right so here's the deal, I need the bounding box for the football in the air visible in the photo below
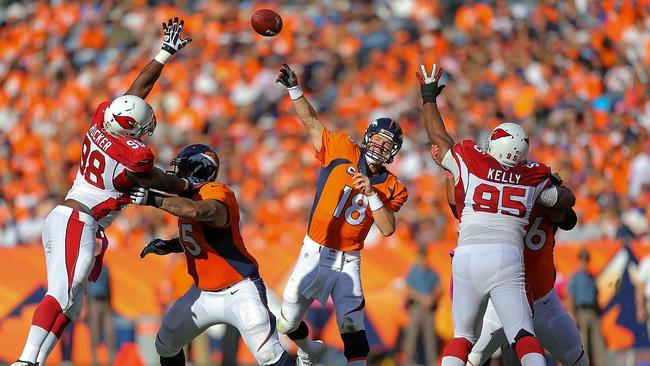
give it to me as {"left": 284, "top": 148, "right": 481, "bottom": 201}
{"left": 251, "top": 9, "right": 283, "bottom": 37}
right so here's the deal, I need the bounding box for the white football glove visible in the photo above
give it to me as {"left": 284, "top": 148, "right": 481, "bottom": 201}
{"left": 130, "top": 187, "right": 163, "bottom": 207}
{"left": 161, "top": 17, "right": 192, "bottom": 55}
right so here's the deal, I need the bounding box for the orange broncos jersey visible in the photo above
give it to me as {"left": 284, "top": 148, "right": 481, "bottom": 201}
{"left": 523, "top": 205, "right": 558, "bottom": 300}
{"left": 177, "top": 182, "right": 259, "bottom": 291}
{"left": 307, "top": 129, "right": 408, "bottom": 251}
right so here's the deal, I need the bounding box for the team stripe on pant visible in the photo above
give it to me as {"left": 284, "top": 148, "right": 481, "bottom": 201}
{"left": 64, "top": 211, "right": 84, "bottom": 292}
{"left": 252, "top": 277, "right": 276, "bottom": 352}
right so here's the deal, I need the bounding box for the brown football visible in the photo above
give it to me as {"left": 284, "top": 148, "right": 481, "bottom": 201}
{"left": 251, "top": 9, "right": 283, "bottom": 37}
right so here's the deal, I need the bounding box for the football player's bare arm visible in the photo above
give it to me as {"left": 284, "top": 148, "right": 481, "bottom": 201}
{"left": 417, "top": 64, "right": 454, "bottom": 161}
{"left": 159, "top": 197, "right": 229, "bottom": 227}
{"left": 373, "top": 207, "right": 396, "bottom": 236}
{"left": 124, "top": 60, "right": 164, "bottom": 99}
{"left": 126, "top": 168, "right": 188, "bottom": 193}
{"left": 276, "top": 63, "right": 325, "bottom": 150}
{"left": 125, "top": 17, "right": 192, "bottom": 99}
{"left": 432, "top": 145, "right": 459, "bottom": 217}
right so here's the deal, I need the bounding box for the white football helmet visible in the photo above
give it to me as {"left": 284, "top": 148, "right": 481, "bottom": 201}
{"left": 103, "top": 95, "right": 156, "bottom": 138}
{"left": 487, "top": 122, "right": 529, "bottom": 168}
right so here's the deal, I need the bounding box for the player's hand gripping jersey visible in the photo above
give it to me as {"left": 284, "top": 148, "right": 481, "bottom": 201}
{"left": 307, "top": 129, "right": 408, "bottom": 251}
{"left": 65, "top": 102, "right": 154, "bottom": 228}
{"left": 178, "top": 182, "right": 259, "bottom": 291}
{"left": 441, "top": 140, "right": 551, "bottom": 247}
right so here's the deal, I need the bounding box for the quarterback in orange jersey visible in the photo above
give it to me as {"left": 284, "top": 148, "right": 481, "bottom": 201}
{"left": 130, "top": 144, "right": 293, "bottom": 366}
{"left": 438, "top": 166, "right": 587, "bottom": 366}
{"left": 275, "top": 64, "right": 408, "bottom": 366}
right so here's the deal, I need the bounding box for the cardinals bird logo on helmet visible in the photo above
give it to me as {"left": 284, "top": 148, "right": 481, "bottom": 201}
{"left": 103, "top": 95, "right": 157, "bottom": 138}
{"left": 487, "top": 122, "right": 529, "bottom": 168}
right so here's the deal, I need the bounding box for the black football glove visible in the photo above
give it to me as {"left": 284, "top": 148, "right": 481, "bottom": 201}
{"left": 276, "top": 63, "right": 298, "bottom": 88}
{"left": 416, "top": 63, "right": 446, "bottom": 104}
{"left": 550, "top": 173, "right": 563, "bottom": 186}
{"left": 161, "top": 17, "right": 192, "bottom": 55}
{"left": 140, "top": 238, "right": 177, "bottom": 258}
{"left": 130, "top": 187, "right": 164, "bottom": 207}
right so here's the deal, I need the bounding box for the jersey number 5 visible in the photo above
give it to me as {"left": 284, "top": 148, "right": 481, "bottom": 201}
{"left": 473, "top": 183, "right": 527, "bottom": 218}
{"left": 180, "top": 224, "right": 202, "bottom": 256}
{"left": 333, "top": 186, "right": 368, "bottom": 225}
{"left": 80, "top": 138, "right": 106, "bottom": 189}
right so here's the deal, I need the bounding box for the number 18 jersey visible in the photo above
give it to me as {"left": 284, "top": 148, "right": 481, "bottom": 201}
{"left": 65, "top": 102, "right": 154, "bottom": 228}
{"left": 307, "top": 129, "right": 408, "bottom": 252}
{"left": 441, "top": 140, "right": 551, "bottom": 248}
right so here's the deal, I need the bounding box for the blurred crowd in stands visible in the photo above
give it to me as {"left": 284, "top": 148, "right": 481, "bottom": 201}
{"left": 1, "top": 0, "right": 650, "bottom": 251}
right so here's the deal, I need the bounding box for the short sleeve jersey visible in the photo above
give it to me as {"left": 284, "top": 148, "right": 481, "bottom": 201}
{"left": 442, "top": 140, "right": 551, "bottom": 247}
{"left": 177, "top": 183, "right": 259, "bottom": 291}
{"left": 65, "top": 102, "right": 154, "bottom": 228}
{"left": 307, "top": 129, "right": 408, "bottom": 251}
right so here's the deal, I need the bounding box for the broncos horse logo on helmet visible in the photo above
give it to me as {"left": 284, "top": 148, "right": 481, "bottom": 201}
{"left": 169, "top": 144, "right": 220, "bottom": 186}
{"left": 361, "top": 118, "right": 403, "bottom": 165}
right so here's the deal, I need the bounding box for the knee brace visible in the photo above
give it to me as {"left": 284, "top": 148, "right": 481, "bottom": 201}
{"left": 512, "top": 329, "right": 544, "bottom": 361}
{"left": 155, "top": 331, "right": 182, "bottom": 358}
{"left": 160, "top": 349, "right": 185, "bottom": 366}
{"left": 341, "top": 330, "right": 369, "bottom": 361}
{"left": 276, "top": 310, "right": 302, "bottom": 335}
{"left": 572, "top": 348, "right": 589, "bottom": 366}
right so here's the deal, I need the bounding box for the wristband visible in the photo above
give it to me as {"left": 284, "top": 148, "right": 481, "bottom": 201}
{"left": 367, "top": 192, "right": 384, "bottom": 211}
{"left": 151, "top": 195, "right": 163, "bottom": 208}
{"left": 154, "top": 49, "right": 173, "bottom": 65}
{"left": 421, "top": 84, "right": 436, "bottom": 104}
{"left": 287, "top": 85, "right": 304, "bottom": 100}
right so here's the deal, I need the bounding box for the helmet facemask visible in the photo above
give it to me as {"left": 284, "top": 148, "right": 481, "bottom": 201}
{"left": 362, "top": 132, "right": 399, "bottom": 165}
{"left": 168, "top": 148, "right": 219, "bottom": 184}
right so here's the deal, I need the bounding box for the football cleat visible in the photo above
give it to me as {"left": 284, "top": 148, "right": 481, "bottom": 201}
{"left": 296, "top": 340, "right": 325, "bottom": 366}
{"left": 10, "top": 361, "right": 38, "bottom": 366}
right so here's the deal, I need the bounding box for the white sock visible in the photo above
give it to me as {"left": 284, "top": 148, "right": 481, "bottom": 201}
{"left": 19, "top": 325, "right": 49, "bottom": 362}
{"left": 520, "top": 352, "right": 546, "bottom": 366}
{"left": 36, "top": 331, "right": 59, "bottom": 364}
{"left": 441, "top": 356, "right": 467, "bottom": 366}
{"left": 348, "top": 360, "right": 366, "bottom": 366}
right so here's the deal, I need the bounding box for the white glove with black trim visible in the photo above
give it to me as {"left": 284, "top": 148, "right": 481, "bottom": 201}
{"left": 130, "top": 187, "right": 164, "bottom": 207}
{"left": 161, "top": 17, "right": 192, "bottom": 55}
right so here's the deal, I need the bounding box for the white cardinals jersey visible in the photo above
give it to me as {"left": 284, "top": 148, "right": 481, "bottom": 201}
{"left": 442, "top": 140, "right": 551, "bottom": 247}
{"left": 65, "top": 102, "right": 155, "bottom": 228}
